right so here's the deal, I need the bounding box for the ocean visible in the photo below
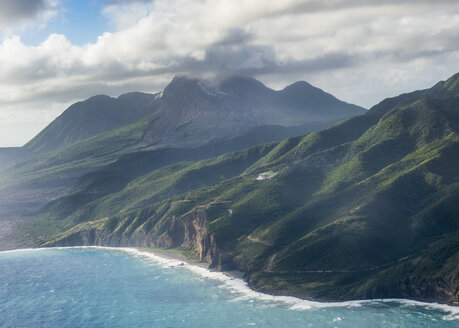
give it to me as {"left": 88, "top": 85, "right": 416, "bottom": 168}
{"left": 1, "top": 247, "right": 457, "bottom": 327}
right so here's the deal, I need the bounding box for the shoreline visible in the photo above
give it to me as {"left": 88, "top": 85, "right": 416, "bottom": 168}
{"left": 133, "top": 246, "right": 246, "bottom": 280}
{"left": 2, "top": 246, "right": 458, "bottom": 318}
{"left": 131, "top": 247, "right": 459, "bottom": 311}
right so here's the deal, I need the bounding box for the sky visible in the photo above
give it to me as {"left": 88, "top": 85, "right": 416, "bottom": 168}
{"left": 1, "top": 0, "right": 459, "bottom": 147}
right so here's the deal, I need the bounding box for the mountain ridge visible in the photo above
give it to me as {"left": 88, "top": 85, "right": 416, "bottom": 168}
{"left": 0, "top": 75, "right": 365, "bottom": 226}
{"left": 26, "top": 73, "right": 459, "bottom": 303}
{"left": 24, "top": 92, "right": 159, "bottom": 153}
{"left": 19, "top": 75, "right": 365, "bottom": 157}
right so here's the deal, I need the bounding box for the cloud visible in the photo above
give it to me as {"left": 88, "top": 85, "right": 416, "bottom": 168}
{"left": 1, "top": 0, "right": 459, "bottom": 146}
{"left": 0, "top": 0, "right": 58, "bottom": 29}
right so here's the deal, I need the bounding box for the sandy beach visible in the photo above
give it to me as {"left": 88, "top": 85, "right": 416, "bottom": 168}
{"left": 134, "top": 247, "right": 245, "bottom": 280}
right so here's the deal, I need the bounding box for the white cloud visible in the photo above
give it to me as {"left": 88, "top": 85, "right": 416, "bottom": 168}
{"left": 103, "top": 1, "right": 154, "bottom": 30}
{"left": 1, "top": 0, "right": 459, "bottom": 146}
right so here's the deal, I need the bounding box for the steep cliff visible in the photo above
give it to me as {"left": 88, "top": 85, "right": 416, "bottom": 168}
{"left": 43, "top": 203, "right": 459, "bottom": 304}
{"left": 44, "top": 202, "right": 236, "bottom": 271}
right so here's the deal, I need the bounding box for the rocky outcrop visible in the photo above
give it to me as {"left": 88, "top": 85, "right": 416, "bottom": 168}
{"left": 45, "top": 207, "right": 236, "bottom": 270}
{"left": 48, "top": 228, "right": 111, "bottom": 247}
{"left": 44, "top": 208, "right": 459, "bottom": 305}
{"left": 366, "top": 277, "right": 459, "bottom": 304}
{"left": 154, "top": 210, "right": 215, "bottom": 261}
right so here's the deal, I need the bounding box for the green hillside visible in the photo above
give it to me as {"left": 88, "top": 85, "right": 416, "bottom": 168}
{"left": 21, "top": 123, "right": 321, "bottom": 238}
{"left": 0, "top": 75, "right": 363, "bottom": 231}
{"left": 10, "top": 117, "right": 155, "bottom": 177}
{"left": 24, "top": 93, "right": 158, "bottom": 153}
{"left": 27, "top": 74, "right": 459, "bottom": 303}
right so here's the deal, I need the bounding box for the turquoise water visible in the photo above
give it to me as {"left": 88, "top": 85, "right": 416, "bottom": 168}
{"left": 0, "top": 247, "right": 458, "bottom": 328}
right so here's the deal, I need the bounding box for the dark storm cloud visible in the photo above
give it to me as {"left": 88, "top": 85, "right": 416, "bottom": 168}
{"left": 0, "top": 0, "right": 50, "bottom": 26}
{"left": 275, "top": 0, "right": 459, "bottom": 16}
{"left": 172, "top": 45, "right": 356, "bottom": 78}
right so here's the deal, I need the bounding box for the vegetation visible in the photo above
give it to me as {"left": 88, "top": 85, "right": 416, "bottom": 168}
{"left": 17, "top": 74, "right": 459, "bottom": 302}
{"left": 24, "top": 93, "right": 158, "bottom": 153}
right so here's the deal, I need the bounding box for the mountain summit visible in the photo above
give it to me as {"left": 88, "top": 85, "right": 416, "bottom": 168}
{"left": 23, "top": 75, "right": 365, "bottom": 154}
{"left": 124, "top": 75, "right": 366, "bottom": 149}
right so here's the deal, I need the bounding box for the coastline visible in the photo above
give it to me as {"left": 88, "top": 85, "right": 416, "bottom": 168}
{"left": 112, "top": 247, "right": 459, "bottom": 320}
{"left": 1, "top": 246, "right": 458, "bottom": 320}
{"left": 133, "top": 246, "right": 246, "bottom": 280}
{"left": 131, "top": 247, "right": 459, "bottom": 309}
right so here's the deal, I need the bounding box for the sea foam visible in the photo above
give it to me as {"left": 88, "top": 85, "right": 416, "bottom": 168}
{"left": 3, "top": 246, "right": 458, "bottom": 320}
{"left": 114, "top": 247, "right": 459, "bottom": 319}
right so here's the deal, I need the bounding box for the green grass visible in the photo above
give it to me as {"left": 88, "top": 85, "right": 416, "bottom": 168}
{"left": 26, "top": 76, "right": 459, "bottom": 302}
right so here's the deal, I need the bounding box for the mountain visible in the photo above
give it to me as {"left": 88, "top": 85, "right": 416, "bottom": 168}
{"left": 21, "top": 124, "right": 314, "bottom": 237}
{"left": 140, "top": 76, "right": 364, "bottom": 147}
{"left": 34, "top": 73, "right": 459, "bottom": 303}
{"left": 24, "top": 92, "right": 159, "bottom": 153}
{"left": 0, "top": 75, "right": 364, "bottom": 235}
{"left": 19, "top": 75, "right": 365, "bottom": 156}
{"left": 0, "top": 148, "right": 24, "bottom": 169}
{"left": 0, "top": 75, "right": 364, "bottom": 193}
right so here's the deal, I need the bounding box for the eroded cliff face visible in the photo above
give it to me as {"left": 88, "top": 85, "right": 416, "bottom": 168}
{"left": 44, "top": 208, "right": 459, "bottom": 304}
{"left": 45, "top": 208, "right": 236, "bottom": 270}
{"left": 154, "top": 210, "right": 213, "bottom": 259}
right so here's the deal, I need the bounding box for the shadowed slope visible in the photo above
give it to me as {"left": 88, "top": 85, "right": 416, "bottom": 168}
{"left": 33, "top": 74, "right": 459, "bottom": 303}
{"left": 24, "top": 93, "right": 159, "bottom": 153}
